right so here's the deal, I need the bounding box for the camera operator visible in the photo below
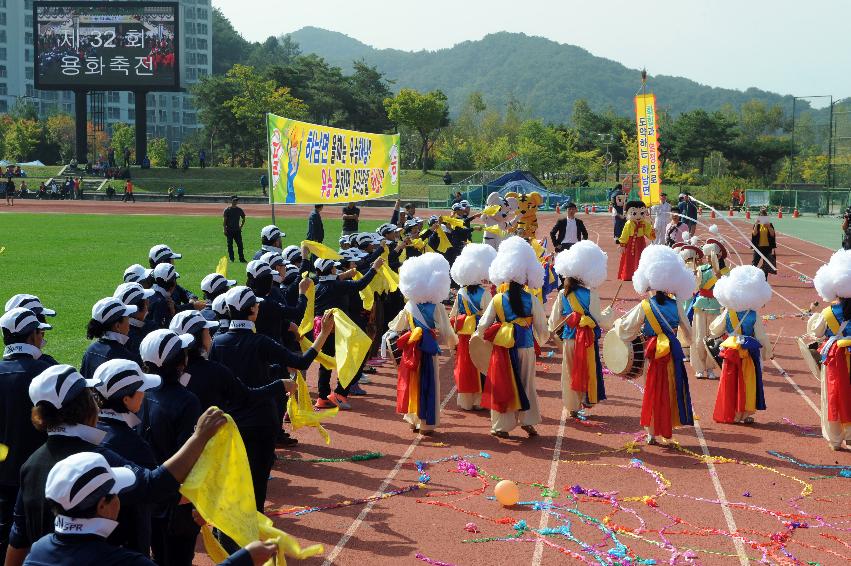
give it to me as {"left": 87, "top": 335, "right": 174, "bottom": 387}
{"left": 842, "top": 207, "right": 851, "bottom": 250}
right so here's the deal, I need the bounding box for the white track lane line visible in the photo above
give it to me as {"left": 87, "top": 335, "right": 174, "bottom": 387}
{"left": 692, "top": 420, "right": 749, "bottom": 565}
{"left": 321, "top": 382, "right": 458, "bottom": 566}
{"left": 530, "top": 407, "right": 568, "bottom": 566}
{"left": 771, "top": 358, "right": 821, "bottom": 417}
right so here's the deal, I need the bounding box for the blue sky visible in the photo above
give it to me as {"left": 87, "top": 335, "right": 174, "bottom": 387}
{"left": 214, "top": 0, "right": 849, "bottom": 104}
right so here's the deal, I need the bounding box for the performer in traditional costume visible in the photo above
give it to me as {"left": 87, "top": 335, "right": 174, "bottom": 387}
{"left": 612, "top": 245, "right": 696, "bottom": 444}
{"left": 687, "top": 238, "right": 730, "bottom": 379}
{"left": 449, "top": 243, "right": 496, "bottom": 410}
{"left": 475, "top": 236, "right": 549, "bottom": 438}
{"left": 617, "top": 200, "right": 655, "bottom": 281}
{"left": 807, "top": 249, "right": 851, "bottom": 450}
{"left": 708, "top": 265, "right": 773, "bottom": 424}
{"left": 751, "top": 208, "right": 777, "bottom": 279}
{"left": 389, "top": 253, "right": 457, "bottom": 434}
{"left": 548, "top": 241, "right": 614, "bottom": 416}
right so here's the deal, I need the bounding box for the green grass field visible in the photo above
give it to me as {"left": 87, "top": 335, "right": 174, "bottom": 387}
{"left": 1, "top": 213, "right": 380, "bottom": 365}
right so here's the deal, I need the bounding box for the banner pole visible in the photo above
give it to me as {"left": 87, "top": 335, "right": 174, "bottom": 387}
{"left": 266, "top": 113, "right": 276, "bottom": 224}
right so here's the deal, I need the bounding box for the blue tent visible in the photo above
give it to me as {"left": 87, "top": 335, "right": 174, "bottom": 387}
{"left": 456, "top": 169, "right": 565, "bottom": 209}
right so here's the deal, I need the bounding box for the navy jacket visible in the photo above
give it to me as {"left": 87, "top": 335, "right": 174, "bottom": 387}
{"left": 171, "top": 284, "right": 198, "bottom": 312}
{"left": 0, "top": 354, "right": 52, "bottom": 486}
{"left": 97, "top": 415, "right": 158, "bottom": 553}
{"left": 24, "top": 533, "right": 252, "bottom": 566}
{"left": 314, "top": 268, "right": 376, "bottom": 316}
{"left": 145, "top": 289, "right": 173, "bottom": 330}
{"left": 126, "top": 319, "right": 155, "bottom": 357}
{"left": 80, "top": 336, "right": 141, "bottom": 379}
{"left": 139, "top": 382, "right": 201, "bottom": 466}
{"left": 306, "top": 210, "right": 324, "bottom": 243}
{"left": 9, "top": 434, "right": 179, "bottom": 549}
{"left": 255, "top": 292, "right": 306, "bottom": 345}
{"left": 210, "top": 327, "right": 317, "bottom": 430}
{"left": 185, "top": 356, "right": 286, "bottom": 413}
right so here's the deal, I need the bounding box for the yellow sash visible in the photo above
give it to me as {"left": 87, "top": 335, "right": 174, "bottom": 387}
{"left": 701, "top": 266, "right": 718, "bottom": 290}
{"left": 482, "top": 204, "right": 501, "bottom": 216}
{"left": 492, "top": 293, "right": 533, "bottom": 348}
{"left": 641, "top": 299, "right": 670, "bottom": 359}
{"left": 728, "top": 309, "right": 741, "bottom": 335}
{"left": 456, "top": 292, "right": 478, "bottom": 335}
{"left": 483, "top": 226, "right": 508, "bottom": 238}
{"left": 566, "top": 292, "right": 596, "bottom": 329}
{"left": 823, "top": 307, "right": 841, "bottom": 336}
{"left": 287, "top": 371, "right": 338, "bottom": 444}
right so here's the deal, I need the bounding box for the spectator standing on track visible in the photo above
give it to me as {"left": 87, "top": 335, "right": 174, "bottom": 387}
{"left": 651, "top": 193, "right": 672, "bottom": 244}
{"left": 341, "top": 202, "right": 360, "bottom": 237}
{"left": 550, "top": 202, "right": 588, "bottom": 252}
{"left": 678, "top": 192, "right": 698, "bottom": 237}
{"left": 122, "top": 180, "right": 135, "bottom": 203}
{"left": 751, "top": 208, "right": 777, "bottom": 279}
{"left": 307, "top": 205, "right": 324, "bottom": 243}
{"left": 5, "top": 178, "right": 14, "bottom": 207}
{"left": 223, "top": 197, "right": 247, "bottom": 263}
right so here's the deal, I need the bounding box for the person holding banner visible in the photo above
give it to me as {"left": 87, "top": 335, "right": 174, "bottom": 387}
{"left": 612, "top": 245, "right": 695, "bottom": 445}
{"left": 389, "top": 253, "right": 457, "bottom": 434}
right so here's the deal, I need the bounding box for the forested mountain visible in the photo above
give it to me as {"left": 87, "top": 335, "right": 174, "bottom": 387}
{"left": 287, "top": 27, "right": 804, "bottom": 122}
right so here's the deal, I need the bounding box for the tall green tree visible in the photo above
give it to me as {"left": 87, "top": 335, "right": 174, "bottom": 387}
{"left": 267, "top": 54, "right": 349, "bottom": 126}
{"left": 345, "top": 60, "right": 394, "bottom": 132}
{"left": 668, "top": 110, "right": 736, "bottom": 174}
{"left": 211, "top": 8, "right": 250, "bottom": 75}
{"left": 110, "top": 123, "right": 135, "bottom": 160}
{"left": 4, "top": 119, "right": 43, "bottom": 161}
{"left": 46, "top": 114, "right": 75, "bottom": 162}
{"left": 384, "top": 89, "right": 449, "bottom": 172}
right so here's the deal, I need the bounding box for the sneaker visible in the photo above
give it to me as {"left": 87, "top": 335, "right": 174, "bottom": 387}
{"left": 363, "top": 366, "right": 378, "bottom": 374}
{"left": 695, "top": 372, "right": 705, "bottom": 379}
{"left": 275, "top": 434, "right": 298, "bottom": 447}
{"left": 349, "top": 383, "right": 367, "bottom": 396}
{"left": 359, "top": 374, "right": 371, "bottom": 384}
{"left": 328, "top": 392, "right": 351, "bottom": 410}
{"left": 314, "top": 397, "right": 336, "bottom": 409}
{"left": 707, "top": 370, "right": 718, "bottom": 380}
{"left": 521, "top": 425, "right": 539, "bottom": 437}
{"left": 491, "top": 431, "right": 510, "bottom": 439}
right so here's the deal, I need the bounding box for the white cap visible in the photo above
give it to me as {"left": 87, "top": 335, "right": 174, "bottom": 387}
{"left": 314, "top": 258, "right": 337, "bottom": 274}
{"left": 261, "top": 225, "right": 284, "bottom": 243}
{"left": 376, "top": 223, "right": 401, "bottom": 236}
{"left": 139, "top": 329, "right": 194, "bottom": 368}
{"left": 283, "top": 263, "right": 299, "bottom": 279}
{"left": 148, "top": 244, "right": 182, "bottom": 263}
{"left": 353, "top": 233, "right": 374, "bottom": 247}
{"left": 123, "top": 264, "right": 153, "bottom": 284}
{"left": 282, "top": 245, "right": 302, "bottom": 264}
{"left": 200, "top": 273, "right": 236, "bottom": 295}
{"left": 247, "top": 260, "right": 274, "bottom": 279}
{"left": 224, "top": 285, "right": 263, "bottom": 312}
{"left": 113, "top": 283, "right": 155, "bottom": 306}
{"left": 169, "top": 311, "right": 218, "bottom": 336}
{"left": 211, "top": 294, "right": 229, "bottom": 317}
{"left": 93, "top": 359, "right": 161, "bottom": 400}
{"left": 340, "top": 249, "right": 367, "bottom": 263}
{"left": 4, "top": 294, "right": 56, "bottom": 317}
{"left": 29, "top": 364, "right": 97, "bottom": 408}
{"left": 1, "top": 307, "right": 52, "bottom": 335}
{"left": 152, "top": 263, "right": 179, "bottom": 283}
{"left": 91, "top": 298, "right": 137, "bottom": 325}
{"left": 260, "top": 251, "right": 284, "bottom": 269}
{"left": 45, "top": 452, "right": 136, "bottom": 513}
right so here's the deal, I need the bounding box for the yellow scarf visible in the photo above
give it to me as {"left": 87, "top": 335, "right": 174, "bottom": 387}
{"left": 297, "top": 276, "right": 315, "bottom": 337}
{"left": 491, "top": 293, "right": 533, "bottom": 348}
{"left": 352, "top": 271, "right": 375, "bottom": 310}
{"left": 329, "top": 308, "right": 372, "bottom": 389}
{"left": 180, "top": 414, "right": 324, "bottom": 565}
{"left": 0, "top": 443, "right": 7, "bottom": 462}
{"left": 301, "top": 240, "right": 341, "bottom": 260}
{"left": 287, "top": 371, "right": 338, "bottom": 444}
{"left": 215, "top": 256, "right": 228, "bottom": 277}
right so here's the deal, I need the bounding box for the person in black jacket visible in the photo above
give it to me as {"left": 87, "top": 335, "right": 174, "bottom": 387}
{"left": 146, "top": 264, "right": 180, "bottom": 330}
{"left": 92, "top": 359, "right": 161, "bottom": 555}
{"left": 80, "top": 298, "right": 140, "bottom": 379}
{"left": 198, "top": 273, "right": 236, "bottom": 323}
{"left": 549, "top": 202, "right": 588, "bottom": 252}
{"left": 209, "top": 287, "right": 333, "bottom": 511}
{"left": 137, "top": 330, "right": 202, "bottom": 566}
{"left": 147, "top": 245, "right": 202, "bottom": 312}
{"left": 306, "top": 205, "right": 324, "bottom": 243}
{"left": 5, "top": 365, "right": 226, "bottom": 566}
{"left": 3, "top": 296, "right": 59, "bottom": 367}
{"left": 113, "top": 283, "right": 156, "bottom": 360}
{"left": 0, "top": 309, "right": 53, "bottom": 562}
{"left": 23, "top": 452, "right": 271, "bottom": 566}
{"left": 313, "top": 256, "right": 381, "bottom": 409}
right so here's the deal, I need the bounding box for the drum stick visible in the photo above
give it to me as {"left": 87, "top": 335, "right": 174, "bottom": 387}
{"left": 609, "top": 282, "right": 624, "bottom": 310}
{"left": 773, "top": 326, "right": 784, "bottom": 350}
{"left": 801, "top": 301, "right": 819, "bottom": 314}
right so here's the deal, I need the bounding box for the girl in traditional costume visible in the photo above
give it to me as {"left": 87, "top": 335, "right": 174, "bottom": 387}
{"left": 807, "top": 250, "right": 851, "bottom": 450}
{"left": 548, "top": 241, "right": 614, "bottom": 416}
{"left": 612, "top": 245, "right": 695, "bottom": 444}
{"left": 475, "top": 236, "right": 549, "bottom": 438}
{"left": 389, "top": 253, "right": 457, "bottom": 435}
{"left": 449, "top": 244, "right": 496, "bottom": 410}
{"left": 708, "top": 265, "right": 773, "bottom": 424}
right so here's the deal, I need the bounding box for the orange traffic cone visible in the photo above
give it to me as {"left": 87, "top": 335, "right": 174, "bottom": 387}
{"left": 777, "top": 208, "right": 783, "bottom": 219}
{"left": 585, "top": 205, "right": 590, "bottom": 214}
{"left": 793, "top": 207, "right": 799, "bottom": 218}
{"left": 728, "top": 206, "right": 734, "bottom": 217}
{"left": 746, "top": 210, "right": 751, "bottom": 220}
{"left": 710, "top": 209, "right": 716, "bottom": 219}
{"left": 698, "top": 207, "right": 703, "bottom": 216}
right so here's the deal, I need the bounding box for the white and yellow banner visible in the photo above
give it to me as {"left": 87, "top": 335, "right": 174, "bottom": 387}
{"left": 267, "top": 114, "right": 400, "bottom": 204}
{"left": 634, "top": 94, "right": 662, "bottom": 206}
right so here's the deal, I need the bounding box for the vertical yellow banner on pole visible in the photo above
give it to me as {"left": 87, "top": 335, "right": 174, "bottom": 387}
{"left": 634, "top": 94, "right": 662, "bottom": 206}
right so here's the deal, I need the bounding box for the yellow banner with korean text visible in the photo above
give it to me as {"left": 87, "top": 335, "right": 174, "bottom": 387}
{"left": 267, "top": 114, "right": 400, "bottom": 205}
{"left": 634, "top": 94, "right": 662, "bottom": 206}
